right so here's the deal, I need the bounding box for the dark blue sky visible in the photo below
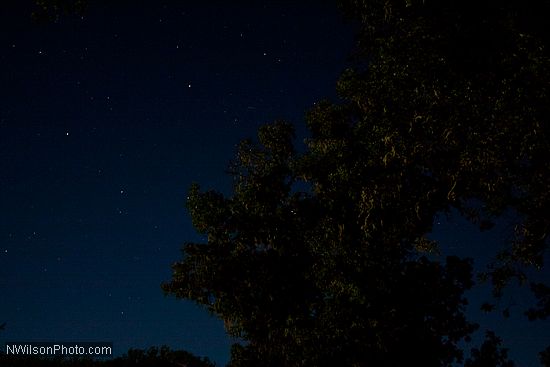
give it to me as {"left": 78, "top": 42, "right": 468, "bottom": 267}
{"left": 0, "top": 1, "right": 548, "bottom": 366}
{"left": 0, "top": 1, "right": 353, "bottom": 365}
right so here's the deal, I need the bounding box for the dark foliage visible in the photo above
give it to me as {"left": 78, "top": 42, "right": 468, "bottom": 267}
{"left": 525, "top": 282, "right": 550, "bottom": 320}
{"left": 32, "top": 0, "right": 88, "bottom": 23}
{"left": 541, "top": 346, "right": 550, "bottom": 367}
{"left": 163, "top": 0, "right": 549, "bottom": 365}
{"left": 465, "top": 331, "right": 515, "bottom": 367}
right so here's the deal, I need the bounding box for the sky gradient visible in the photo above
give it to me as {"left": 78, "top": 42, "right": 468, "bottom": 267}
{"left": 1, "top": 2, "right": 548, "bottom": 366}
{"left": 0, "top": 2, "right": 353, "bottom": 365}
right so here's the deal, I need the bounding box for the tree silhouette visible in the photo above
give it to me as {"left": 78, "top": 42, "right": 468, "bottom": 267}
{"left": 31, "top": 0, "right": 87, "bottom": 23}
{"left": 162, "top": 1, "right": 549, "bottom": 365}
{"left": 526, "top": 282, "right": 550, "bottom": 321}
{"left": 107, "top": 346, "right": 215, "bottom": 367}
{"left": 541, "top": 346, "right": 550, "bottom": 367}
{"left": 465, "top": 331, "right": 515, "bottom": 367}
{"left": 164, "top": 122, "right": 481, "bottom": 366}
{"left": 336, "top": 0, "right": 549, "bottom": 280}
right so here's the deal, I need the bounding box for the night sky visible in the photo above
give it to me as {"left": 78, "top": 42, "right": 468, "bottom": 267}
{"left": 0, "top": 1, "right": 353, "bottom": 365}
{"left": 0, "top": 1, "right": 548, "bottom": 366}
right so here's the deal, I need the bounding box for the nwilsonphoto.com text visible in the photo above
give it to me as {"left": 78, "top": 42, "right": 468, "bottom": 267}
{"left": 5, "top": 342, "right": 112, "bottom": 357}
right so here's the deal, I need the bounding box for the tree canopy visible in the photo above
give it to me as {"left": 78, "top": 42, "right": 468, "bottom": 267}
{"left": 163, "top": 1, "right": 549, "bottom": 365}
{"left": 31, "top": 0, "right": 87, "bottom": 22}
